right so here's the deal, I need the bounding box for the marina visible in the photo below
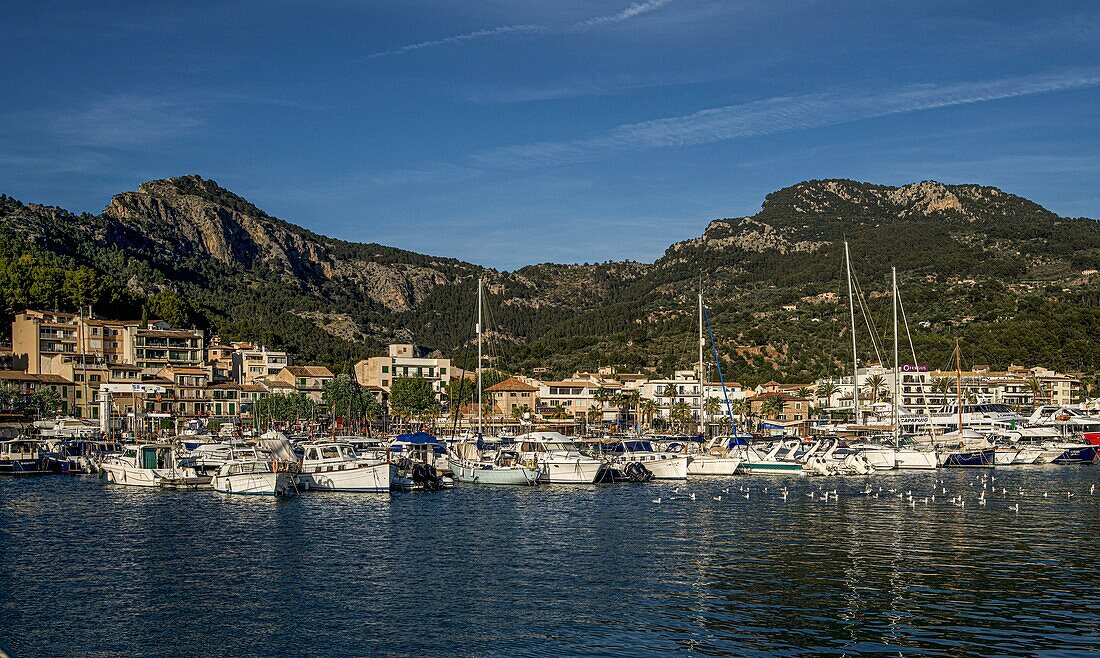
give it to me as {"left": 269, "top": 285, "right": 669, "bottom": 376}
{"left": 2, "top": 466, "right": 1098, "bottom": 657}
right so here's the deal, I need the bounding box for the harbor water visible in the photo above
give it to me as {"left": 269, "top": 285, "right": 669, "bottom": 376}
{"left": 2, "top": 467, "right": 1098, "bottom": 657}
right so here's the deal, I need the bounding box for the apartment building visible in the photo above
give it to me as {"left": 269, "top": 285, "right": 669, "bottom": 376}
{"left": 0, "top": 370, "right": 76, "bottom": 416}
{"left": 11, "top": 310, "right": 79, "bottom": 373}
{"left": 156, "top": 366, "right": 211, "bottom": 419}
{"left": 232, "top": 344, "right": 292, "bottom": 385}
{"left": 354, "top": 344, "right": 450, "bottom": 401}
{"left": 131, "top": 328, "right": 204, "bottom": 372}
{"left": 269, "top": 365, "right": 334, "bottom": 403}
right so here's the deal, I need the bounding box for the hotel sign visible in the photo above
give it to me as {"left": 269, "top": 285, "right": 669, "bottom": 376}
{"left": 899, "top": 364, "right": 929, "bottom": 373}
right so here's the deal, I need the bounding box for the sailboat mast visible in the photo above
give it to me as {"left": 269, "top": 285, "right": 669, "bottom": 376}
{"left": 477, "top": 277, "right": 483, "bottom": 438}
{"left": 892, "top": 267, "right": 899, "bottom": 447}
{"left": 698, "top": 289, "right": 705, "bottom": 437}
{"left": 955, "top": 339, "right": 963, "bottom": 435}
{"left": 845, "top": 242, "right": 859, "bottom": 425}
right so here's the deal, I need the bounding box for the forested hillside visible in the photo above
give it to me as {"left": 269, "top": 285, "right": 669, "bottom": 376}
{"left": 3, "top": 176, "right": 1099, "bottom": 386}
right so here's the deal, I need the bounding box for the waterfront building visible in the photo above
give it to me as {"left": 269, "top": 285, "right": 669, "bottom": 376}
{"left": 156, "top": 366, "right": 211, "bottom": 420}
{"left": 0, "top": 370, "right": 76, "bottom": 416}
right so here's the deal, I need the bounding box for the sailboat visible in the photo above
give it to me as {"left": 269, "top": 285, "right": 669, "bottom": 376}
{"left": 694, "top": 294, "right": 801, "bottom": 475}
{"left": 686, "top": 289, "right": 742, "bottom": 476}
{"left": 448, "top": 277, "right": 541, "bottom": 486}
{"left": 889, "top": 267, "right": 939, "bottom": 470}
{"left": 935, "top": 340, "right": 996, "bottom": 468}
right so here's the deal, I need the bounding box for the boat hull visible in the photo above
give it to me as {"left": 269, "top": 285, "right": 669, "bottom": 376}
{"left": 738, "top": 461, "right": 804, "bottom": 475}
{"left": 895, "top": 449, "right": 938, "bottom": 470}
{"left": 212, "top": 472, "right": 297, "bottom": 495}
{"left": 449, "top": 460, "right": 539, "bottom": 485}
{"left": 1053, "top": 446, "right": 1097, "bottom": 464}
{"left": 537, "top": 459, "right": 603, "bottom": 484}
{"left": 687, "top": 456, "right": 742, "bottom": 476}
{"left": 994, "top": 449, "right": 1019, "bottom": 466}
{"left": 1012, "top": 447, "right": 1044, "bottom": 464}
{"left": 300, "top": 462, "right": 390, "bottom": 492}
{"left": 637, "top": 456, "right": 688, "bottom": 480}
{"left": 101, "top": 464, "right": 174, "bottom": 487}
{"left": 859, "top": 448, "right": 897, "bottom": 471}
{"left": 0, "top": 458, "right": 53, "bottom": 475}
{"left": 939, "top": 448, "right": 996, "bottom": 468}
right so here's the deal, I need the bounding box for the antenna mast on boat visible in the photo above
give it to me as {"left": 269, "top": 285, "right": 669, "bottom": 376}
{"left": 477, "top": 277, "right": 483, "bottom": 440}
{"left": 698, "top": 285, "right": 705, "bottom": 438}
{"left": 845, "top": 242, "right": 859, "bottom": 426}
{"left": 955, "top": 339, "right": 963, "bottom": 435}
{"left": 892, "top": 267, "right": 899, "bottom": 447}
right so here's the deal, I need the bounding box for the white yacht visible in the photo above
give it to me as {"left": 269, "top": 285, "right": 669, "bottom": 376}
{"left": 1028, "top": 406, "right": 1100, "bottom": 436}
{"left": 298, "top": 441, "right": 389, "bottom": 493}
{"left": 513, "top": 432, "right": 603, "bottom": 484}
{"left": 100, "top": 443, "right": 196, "bottom": 487}
{"left": 607, "top": 439, "right": 688, "bottom": 480}
{"left": 912, "top": 403, "right": 1025, "bottom": 435}
{"left": 448, "top": 443, "right": 541, "bottom": 486}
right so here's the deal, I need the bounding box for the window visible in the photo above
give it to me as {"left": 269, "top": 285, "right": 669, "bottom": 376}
{"left": 439, "top": 368, "right": 446, "bottom": 375}
{"left": 298, "top": 378, "right": 306, "bottom": 387}
{"left": 382, "top": 366, "right": 389, "bottom": 373}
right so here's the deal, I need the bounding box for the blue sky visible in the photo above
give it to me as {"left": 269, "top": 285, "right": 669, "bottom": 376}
{"left": 2, "top": 1, "right": 1099, "bottom": 269}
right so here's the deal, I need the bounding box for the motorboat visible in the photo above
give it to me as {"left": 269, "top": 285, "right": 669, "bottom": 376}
{"left": 100, "top": 443, "right": 198, "bottom": 487}
{"left": 513, "top": 431, "right": 603, "bottom": 484}
{"left": 604, "top": 439, "right": 688, "bottom": 480}
{"left": 389, "top": 432, "right": 454, "bottom": 491}
{"left": 685, "top": 438, "right": 743, "bottom": 476}
{"left": 297, "top": 441, "right": 389, "bottom": 493}
{"left": 934, "top": 430, "right": 996, "bottom": 468}
{"left": 726, "top": 436, "right": 804, "bottom": 476}
{"left": 210, "top": 447, "right": 297, "bottom": 496}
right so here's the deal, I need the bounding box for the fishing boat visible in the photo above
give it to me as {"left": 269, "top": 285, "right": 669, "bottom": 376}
{"left": 513, "top": 431, "right": 603, "bottom": 484}
{"left": 210, "top": 447, "right": 297, "bottom": 496}
{"left": 296, "top": 440, "right": 390, "bottom": 493}
{"left": 0, "top": 439, "right": 64, "bottom": 475}
{"left": 100, "top": 442, "right": 197, "bottom": 487}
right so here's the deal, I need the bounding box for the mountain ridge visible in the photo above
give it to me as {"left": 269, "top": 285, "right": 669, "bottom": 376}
{"left": 2, "top": 175, "right": 1099, "bottom": 386}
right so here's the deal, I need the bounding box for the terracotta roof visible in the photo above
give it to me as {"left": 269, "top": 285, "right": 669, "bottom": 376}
{"left": 207, "top": 382, "right": 242, "bottom": 389}
{"left": 163, "top": 367, "right": 208, "bottom": 375}
{"left": 282, "top": 365, "right": 334, "bottom": 378}
{"left": 241, "top": 384, "right": 269, "bottom": 392}
{"left": 540, "top": 380, "right": 596, "bottom": 389}
{"left": 0, "top": 371, "right": 73, "bottom": 384}
{"left": 486, "top": 377, "right": 538, "bottom": 392}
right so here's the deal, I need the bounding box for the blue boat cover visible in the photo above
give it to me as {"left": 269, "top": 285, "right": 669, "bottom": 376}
{"left": 395, "top": 431, "right": 439, "bottom": 444}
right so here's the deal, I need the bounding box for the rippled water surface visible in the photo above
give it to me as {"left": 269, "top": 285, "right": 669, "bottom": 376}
{"left": 2, "top": 467, "right": 1099, "bottom": 657}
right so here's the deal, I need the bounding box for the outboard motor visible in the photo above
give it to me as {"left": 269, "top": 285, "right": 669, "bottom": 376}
{"left": 412, "top": 463, "right": 445, "bottom": 491}
{"left": 624, "top": 461, "right": 653, "bottom": 482}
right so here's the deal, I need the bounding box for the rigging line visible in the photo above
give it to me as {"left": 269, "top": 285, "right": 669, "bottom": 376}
{"left": 702, "top": 304, "right": 737, "bottom": 434}
{"left": 850, "top": 265, "right": 884, "bottom": 366}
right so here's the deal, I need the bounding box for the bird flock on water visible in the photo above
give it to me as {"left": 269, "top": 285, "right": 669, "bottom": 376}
{"left": 652, "top": 473, "right": 1097, "bottom": 513}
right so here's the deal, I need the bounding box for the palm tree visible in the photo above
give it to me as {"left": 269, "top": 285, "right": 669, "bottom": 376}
{"left": 865, "top": 374, "right": 887, "bottom": 404}
{"left": 669, "top": 401, "right": 692, "bottom": 432}
{"left": 760, "top": 394, "right": 785, "bottom": 420}
{"left": 622, "top": 390, "right": 641, "bottom": 431}
{"left": 932, "top": 377, "right": 953, "bottom": 407}
{"left": 639, "top": 399, "right": 659, "bottom": 430}
{"left": 796, "top": 387, "right": 813, "bottom": 399}
{"left": 731, "top": 399, "right": 751, "bottom": 429}
{"left": 816, "top": 381, "right": 839, "bottom": 411}
{"left": 703, "top": 396, "right": 722, "bottom": 424}
{"left": 1026, "top": 376, "right": 1046, "bottom": 410}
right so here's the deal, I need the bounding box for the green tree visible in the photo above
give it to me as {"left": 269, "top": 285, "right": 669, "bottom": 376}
{"left": 760, "top": 393, "right": 786, "bottom": 420}
{"left": 669, "top": 401, "right": 692, "bottom": 432}
{"left": 30, "top": 387, "right": 63, "bottom": 418}
{"left": 816, "top": 381, "right": 839, "bottom": 410}
{"left": 389, "top": 377, "right": 440, "bottom": 423}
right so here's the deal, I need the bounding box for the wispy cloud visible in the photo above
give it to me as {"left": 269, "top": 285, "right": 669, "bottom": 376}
{"left": 47, "top": 94, "right": 205, "bottom": 149}
{"left": 573, "top": 0, "right": 674, "bottom": 29}
{"left": 367, "top": 1, "right": 676, "bottom": 59}
{"left": 473, "top": 70, "right": 1100, "bottom": 168}
{"left": 367, "top": 24, "right": 546, "bottom": 59}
